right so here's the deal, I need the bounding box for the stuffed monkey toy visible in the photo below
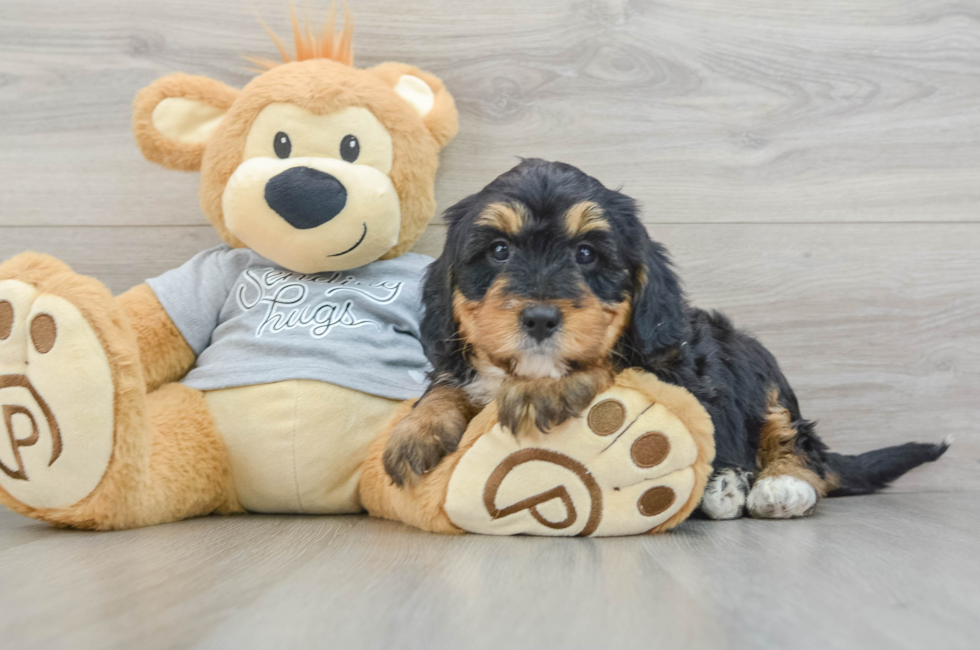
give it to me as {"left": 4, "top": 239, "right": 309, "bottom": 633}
{"left": 0, "top": 10, "right": 712, "bottom": 535}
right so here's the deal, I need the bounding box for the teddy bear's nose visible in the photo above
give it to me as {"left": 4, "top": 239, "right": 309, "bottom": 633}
{"left": 264, "top": 166, "right": 348, "bottom": 230}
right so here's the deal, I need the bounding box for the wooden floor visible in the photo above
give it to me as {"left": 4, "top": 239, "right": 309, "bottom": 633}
{"left": 2, "top": 493, "right": 978, "bottom": 650}
{"left": 1, "top": 0, "right": 978, "bottom": 647}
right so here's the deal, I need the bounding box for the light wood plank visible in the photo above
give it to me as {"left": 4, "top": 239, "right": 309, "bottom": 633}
{"left": 1, "top": 222, "right": 976, "bottom": 492}
{"left": 1, "top": 493, "right": 978, "bottom": 650}
{"left": 0, "top": 510, "right": 367, "bottom": 648}
{"left": 1, "top": 0, "right": 978, "bottom": 226}
{"left": 0, "top": 226, "right": 226, "bottom": 291}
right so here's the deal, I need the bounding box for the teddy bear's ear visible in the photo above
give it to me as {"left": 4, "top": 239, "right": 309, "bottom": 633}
{"left": 132, "top": 73, "right": 240, "bottom": 171}
{"left": 369, "top": 62, "right": 459, "bottom": 149}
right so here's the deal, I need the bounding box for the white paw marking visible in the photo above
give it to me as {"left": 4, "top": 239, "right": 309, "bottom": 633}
{"left": 747, "top": 475, "right": 818, "bottom": 519}
{"left": 700, "top": 468, "right": 747, "bottom": 520}
{"left": 0, "top": 280, "right": 115, "bottom": 510}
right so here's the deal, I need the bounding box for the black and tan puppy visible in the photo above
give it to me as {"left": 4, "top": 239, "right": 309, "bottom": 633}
{"left": 384, "top": 159, "right": 948, "bottom": 519}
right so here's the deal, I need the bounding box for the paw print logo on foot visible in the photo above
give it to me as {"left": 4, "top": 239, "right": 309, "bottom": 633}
{"left": 0, "top": 280, "right": 115, "bottom": 510}
{"left": 445, "top": 376, "right": 713, "bottom": 537}
{"left": 0, "top": 375, "right": 62, "bottom": 481}
{"left": 482, "top": 448, "right": 603, "bottom": 536}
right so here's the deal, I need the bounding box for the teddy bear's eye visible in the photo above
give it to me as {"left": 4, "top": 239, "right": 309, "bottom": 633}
{"left": 340, "top": 134, "right": 360, "bottom": 163}
{"left": 274, "top": 132, "right": 292, "bottom": 159}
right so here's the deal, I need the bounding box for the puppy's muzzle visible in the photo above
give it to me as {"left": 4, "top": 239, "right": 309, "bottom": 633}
{"left": 520, "top": 303, "right": 562, "bottom": 342}
{"left": 264, "top": 166, "right": 348, "bottom": 230}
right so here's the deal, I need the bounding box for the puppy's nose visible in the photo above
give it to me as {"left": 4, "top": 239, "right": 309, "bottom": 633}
{"left": 520, "top": 304, "right": 562, "bottom": 342}
{"left": 265, "top": 166, "right": 348, "bottom": 230}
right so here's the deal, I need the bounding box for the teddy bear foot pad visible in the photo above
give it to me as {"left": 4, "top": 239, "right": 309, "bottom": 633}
{"left": 444, "top": 382, "right": 706, "bottom": 537}
{"left": 0, "top": 278, "right": 115, "bottom": 510}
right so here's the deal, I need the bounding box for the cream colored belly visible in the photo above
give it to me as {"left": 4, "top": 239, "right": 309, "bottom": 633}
{"left": 204, "top": 380, "right": 401, "bottom": 514}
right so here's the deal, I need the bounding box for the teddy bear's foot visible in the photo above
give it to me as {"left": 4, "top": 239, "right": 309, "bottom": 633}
{"left": 0, "top": 259, "right": 119, "bottom": 512}
{"left": 443, "top": 377, "right": 714, "bottom": 537}
{"left": 0, "top": 253, "right": 238, "bottom": 530}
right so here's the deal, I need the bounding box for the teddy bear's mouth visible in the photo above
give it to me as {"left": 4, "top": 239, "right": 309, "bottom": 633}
{"left": 327, "top": 223, "right": 368, "bottom": 257}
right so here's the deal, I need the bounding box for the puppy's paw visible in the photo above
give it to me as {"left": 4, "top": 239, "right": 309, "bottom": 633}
{"left": 746, "top": 475, "right": 818, "bottom": 519}
{"left": 699, "top": 468, "right": 752, "bottom": 520}
{"left": 497, "top": 370, "right": 611, "bottom": 435}
{"left": 382, "top": 410, "right": 467, "bottom": 488}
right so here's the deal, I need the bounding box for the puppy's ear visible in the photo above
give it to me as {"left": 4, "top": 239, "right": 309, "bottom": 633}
{"left": 420, "top": 253, "right": 469, "bottom": 383}
{"left": 625, "top": 238, "right": 687, "bottom": 359}
{"left": 132, "top": 73, "right": 239, "bottom": 171}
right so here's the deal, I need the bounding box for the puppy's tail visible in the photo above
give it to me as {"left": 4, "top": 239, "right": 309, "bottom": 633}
{"left": 824, "top": 437, "right": 951, "bottom": 497}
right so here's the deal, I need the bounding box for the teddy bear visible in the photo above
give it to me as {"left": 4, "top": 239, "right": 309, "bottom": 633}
{"left": 0, "top": 11, "right": 459, "bottom": 529}
{"left": 0, "top": 10, "right": 713, "bottom": 535}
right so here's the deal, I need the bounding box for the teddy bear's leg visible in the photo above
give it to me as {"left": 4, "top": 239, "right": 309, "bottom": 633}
{"left": 440, "top": 379, "right": 714, "bottom": 536}
{"left": 369, "top": 371, "right": 714, "bottom": 537}
{"left": 115, "top": 382, "right": 241, "bottom": 528}
{"left": 0, "top": 252, "right": 239, "bottom": 529}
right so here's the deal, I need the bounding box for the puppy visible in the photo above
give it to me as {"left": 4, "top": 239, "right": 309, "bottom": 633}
{"left": 384, "top": 159, "right": 948, "bottom": 519}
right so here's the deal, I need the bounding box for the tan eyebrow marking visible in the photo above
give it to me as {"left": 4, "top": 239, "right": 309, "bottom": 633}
{"left": 476, "top": 202, "right": 528, "bottom": 235}
{"left": 564, "top": 201, "right": 610, "bottom": 237}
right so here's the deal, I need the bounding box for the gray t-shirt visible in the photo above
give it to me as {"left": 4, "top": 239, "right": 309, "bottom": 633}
{"left": 146, "top": 245, "right": 433, "bottom": 400}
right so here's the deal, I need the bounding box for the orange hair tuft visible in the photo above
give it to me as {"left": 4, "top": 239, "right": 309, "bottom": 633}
{"left": 247, "top": 1, "right": 354, "bottom": 71}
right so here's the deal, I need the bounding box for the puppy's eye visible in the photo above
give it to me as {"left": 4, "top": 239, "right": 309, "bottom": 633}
{"left": 490, "top": 240, "right": 510, "bottom": 262}
{"left": 575, "top": 244, "right": 596, "bottom": 265}
{"left": 274, "top": 132, "right": 292, "bottom": 159}
{"left": 340, "top": 134, "right": 360, "bottom": 162}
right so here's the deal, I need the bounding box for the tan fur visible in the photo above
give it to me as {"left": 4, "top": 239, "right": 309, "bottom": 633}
{"left": 394, "top": 385, "right": 479, "bottom": 443}
{"left": 1, "top": 14, "right": 458, "bottom": 531}
{"left": 0, "top": 253, "right": 239, "bottom": 530}
{"left": 382, "top": 383, "right": 480, "bottom": 486}
{"left": 116, "top": 284, "right": 196, "bottom": 392}
{"left": 369, "top": 62, "right": 458, "bottom": 150}
{"left": 190, "top": 59, "right": 456, "bottom": 254}
{"left": 475, "top": 202, "right": 528, "bottom": 236}
{"left": 360, "top": 400, "right": 465, "bottom": 534}
{"left": 362, "top": 400, "right": 512, "bottom": 534}
{"left": 451, "top": 268, "right": 630, "bottom": 433}
{"left": 453, "top": 281, "right": 630, "bottom": 376}
{"left": 756, "top": 390, "right": 837, "bottom": 497}
{"left": 453, "top": 282, "right": 521, "bottom": 367}
{"left": 132, "top": 74, "right": 240, "bottom": 172}
{"left": 555, "top": 295, "right": 630, "bottom": 367}
{"left": 135, "top": 24, "right": 457, "bottom": 257}
{"left": 563, "top": 201, "right": 610, "bottom": 237}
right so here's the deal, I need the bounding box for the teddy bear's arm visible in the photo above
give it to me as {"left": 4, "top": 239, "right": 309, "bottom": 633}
{"left": 116, "top": 284, "right": 197, "bottom": 392}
